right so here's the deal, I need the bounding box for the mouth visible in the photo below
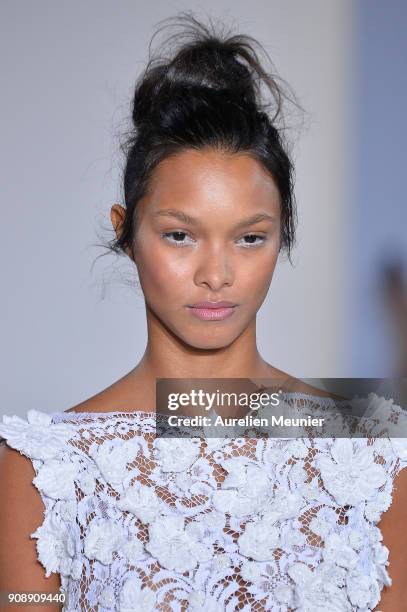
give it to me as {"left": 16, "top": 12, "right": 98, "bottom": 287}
{"left": 187, "top": 302, "right": 238, "bottom": 321}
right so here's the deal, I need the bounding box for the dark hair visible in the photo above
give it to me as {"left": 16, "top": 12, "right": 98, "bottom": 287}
{"left": 99, "top": 11, "right": 303, "bottom": 269}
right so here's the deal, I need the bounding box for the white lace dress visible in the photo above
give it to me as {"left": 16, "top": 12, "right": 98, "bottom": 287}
{"left": 1, "top": 392, "right": 407, "bottom": 612}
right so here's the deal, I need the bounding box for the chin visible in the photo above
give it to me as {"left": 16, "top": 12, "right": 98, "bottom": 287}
{"left": 185, "top": 338, "right": 232, "bottom": 350}
{"left": 154, "top": 309, "right": 245, "bottom": 350}
{"left": 177, "top": 328, "right": 242, "bottom": 351}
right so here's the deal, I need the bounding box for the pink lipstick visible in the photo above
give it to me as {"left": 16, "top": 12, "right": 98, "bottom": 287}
{"left": 187, "top": 301, "right": 237, "bottom": 321}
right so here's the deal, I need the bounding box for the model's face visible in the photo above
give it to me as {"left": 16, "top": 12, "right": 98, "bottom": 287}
{"left": 112, "top": 148, "right": 282, "bottom": 349}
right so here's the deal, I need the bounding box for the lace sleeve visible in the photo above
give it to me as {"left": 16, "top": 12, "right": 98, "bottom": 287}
{"left": 343, "top": 393, "right": 407, "bottom": 524}
{"left": 0, "top": 410, "right": 77, "bottom": 579}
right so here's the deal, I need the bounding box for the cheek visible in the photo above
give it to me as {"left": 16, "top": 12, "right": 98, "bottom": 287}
{"left": 135, "top": 243, "right": 191, "bottom": 297}
{"left": 240, "top": 248, "right": 279, "bottom": 297}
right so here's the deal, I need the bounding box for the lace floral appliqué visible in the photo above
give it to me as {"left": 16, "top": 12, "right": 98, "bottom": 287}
{"left": 1, "top": 394, "right": 407, "bottom": 611}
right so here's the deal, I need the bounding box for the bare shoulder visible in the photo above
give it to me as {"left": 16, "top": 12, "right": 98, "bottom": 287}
{"left": 64, "top": 389, "right": 126, "bottom": 415}
{"left": 64, "top": 368, "right": 148, "bottom": 415}
{"left": 0, "top": 444, "right": 61, "bottom": 603}
{"left": 264, "top": 365, "right": 346, "bottom": 401}
{"left": 64, "top": 393, "right": 110, "bottom": 414}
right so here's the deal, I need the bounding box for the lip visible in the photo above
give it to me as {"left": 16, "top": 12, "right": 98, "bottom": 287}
{"left": 189, "top": 301, "right": 237, "bottom": 308}
{"left": 187, "top": 301, "right": 237, "bottom": 321}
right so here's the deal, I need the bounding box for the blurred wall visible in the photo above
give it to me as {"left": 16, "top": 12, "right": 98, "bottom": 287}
{"left": 348, "top": 0, "right": 407, "bottom": 376}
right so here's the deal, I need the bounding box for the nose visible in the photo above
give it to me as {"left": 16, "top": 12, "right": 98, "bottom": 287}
{"left": 193, "top": 244, "right": 235, "bottom": 291}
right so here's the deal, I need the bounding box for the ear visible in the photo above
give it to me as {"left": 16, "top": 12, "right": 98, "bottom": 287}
{"left": 110, "top": 204, "right": 125, "bottom": 239}
{"left": 110, "top": 204, "right": 134, "bottom": 260}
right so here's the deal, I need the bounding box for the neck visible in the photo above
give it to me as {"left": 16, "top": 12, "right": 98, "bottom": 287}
{"left": 136, "top": 310, "right": 269, "bottom": 380}
{"left": 107, "top": 310, "right": 287, "bottom": 413}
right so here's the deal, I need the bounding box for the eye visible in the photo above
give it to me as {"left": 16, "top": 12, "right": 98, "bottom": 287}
{"left": 160, "top": 231, "right": 268, "bottom": 248}
{"left": 237, "top": 234, "right": 267, "bottom": 248}
{"left": 161, "top": 231, "right": 195, "bottom": 247}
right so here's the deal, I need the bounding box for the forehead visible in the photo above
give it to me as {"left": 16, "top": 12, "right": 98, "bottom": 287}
{"left": 142, "top": 148, "right": 280, "bottom": 211}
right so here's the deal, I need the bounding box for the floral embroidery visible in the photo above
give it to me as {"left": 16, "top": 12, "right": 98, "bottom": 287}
{"left": 322, "top": 533, "right": 358, "bottom": 569}
{"left": 240, "top": 559, "right": 263, "bottom": 582}
{"left": 212, "top": 459, "right": 272, "bottom": 517}
{"left": 84, "top": 519, "right": 125, "bottom": 565}
{"left": 309, "top": 511, "right": 335, "bottom": 538}
{"left": 183, "top": 456, "right": 214, "bottom": 495}
{"left": 145, "top": 515, "right": 213, "bottom": 572}
{"left": 90, "top": 438, "right": 140, "bottom": 486}
{"left": 30, "top": 510, "right": 76, "bottom": 578}
{"left": 0, "top": 409, "right": 75, "bottom": 461}
{"left": 120, "top": 538, "right": 145, "bottom": 563}
{"left": 33, "top": 458, "right": 79, "bottom": 500}
{"left": 286, "top": 439, "right": 309, "bottom": 459}
{"left": 1, "top": 393, "right": 406, "bottom": 611}
{"left": 117, "top": 483, "right": 161, "bottom": 524}
{"left": 98, "top": 585, "right": 116, "bottom": 608}
{"left": 317, "top": 438, "right": 387, "bottom": 506}
{"left": 78, "top": 467, "right": 97, "bottom": 495}
{"left": 153, "top": 437, "right": 200, "bottom": 472}
{"left": 57, "top": 500, "right": 78, "bottom": 523}
{"left": 119, "top": 576, "right": 156, "bottom": 612}
{"left": 187, "top": 590, "right": 223, "bottom": 611}
{"left": 364, "top": 491, "right": 392, "bottom": 522}
{"left": 390, "top": 437, "right": 407, "bottom": 460}
{"left": 287, "top": 561, "right": 352, "bottom": 611}
{"left": 238, "top": 519, "right": 280, "bottom": 561}
{"left": 346, "top": 569, "right": 381, "bottom": 609}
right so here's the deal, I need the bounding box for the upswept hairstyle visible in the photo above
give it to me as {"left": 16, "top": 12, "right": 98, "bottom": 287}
{"left": 104, "top": 11, "right": 302, "bottom": 266}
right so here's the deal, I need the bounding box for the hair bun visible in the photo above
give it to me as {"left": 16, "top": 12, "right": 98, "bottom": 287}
{"left": 133, "top": 40, "right": 258, "bottom": 129}
{"left": 166, "top": 40, "right": 256, "bottom": 97}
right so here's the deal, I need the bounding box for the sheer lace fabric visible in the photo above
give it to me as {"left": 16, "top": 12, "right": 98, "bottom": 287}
{"left": 1, "top": 392, "right": 407, "bottom": 612}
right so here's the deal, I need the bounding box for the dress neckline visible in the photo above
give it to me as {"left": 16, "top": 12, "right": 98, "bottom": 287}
{"left": 53, "top": 391, "right": 348, "bottom": 420}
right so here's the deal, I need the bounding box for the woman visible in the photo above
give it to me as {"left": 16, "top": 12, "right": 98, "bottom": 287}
{"left": 1, "top": 13, "right": 406, "bottom": 612}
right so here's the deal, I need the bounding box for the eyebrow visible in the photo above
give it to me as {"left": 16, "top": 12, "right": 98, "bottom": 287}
{"left": 154, "top": 209, "right": 277, "bottom": 229}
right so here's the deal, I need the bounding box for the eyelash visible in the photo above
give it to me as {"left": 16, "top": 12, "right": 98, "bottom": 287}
{"left": 160, "top": 231, "right": 268, "bottom": 248}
